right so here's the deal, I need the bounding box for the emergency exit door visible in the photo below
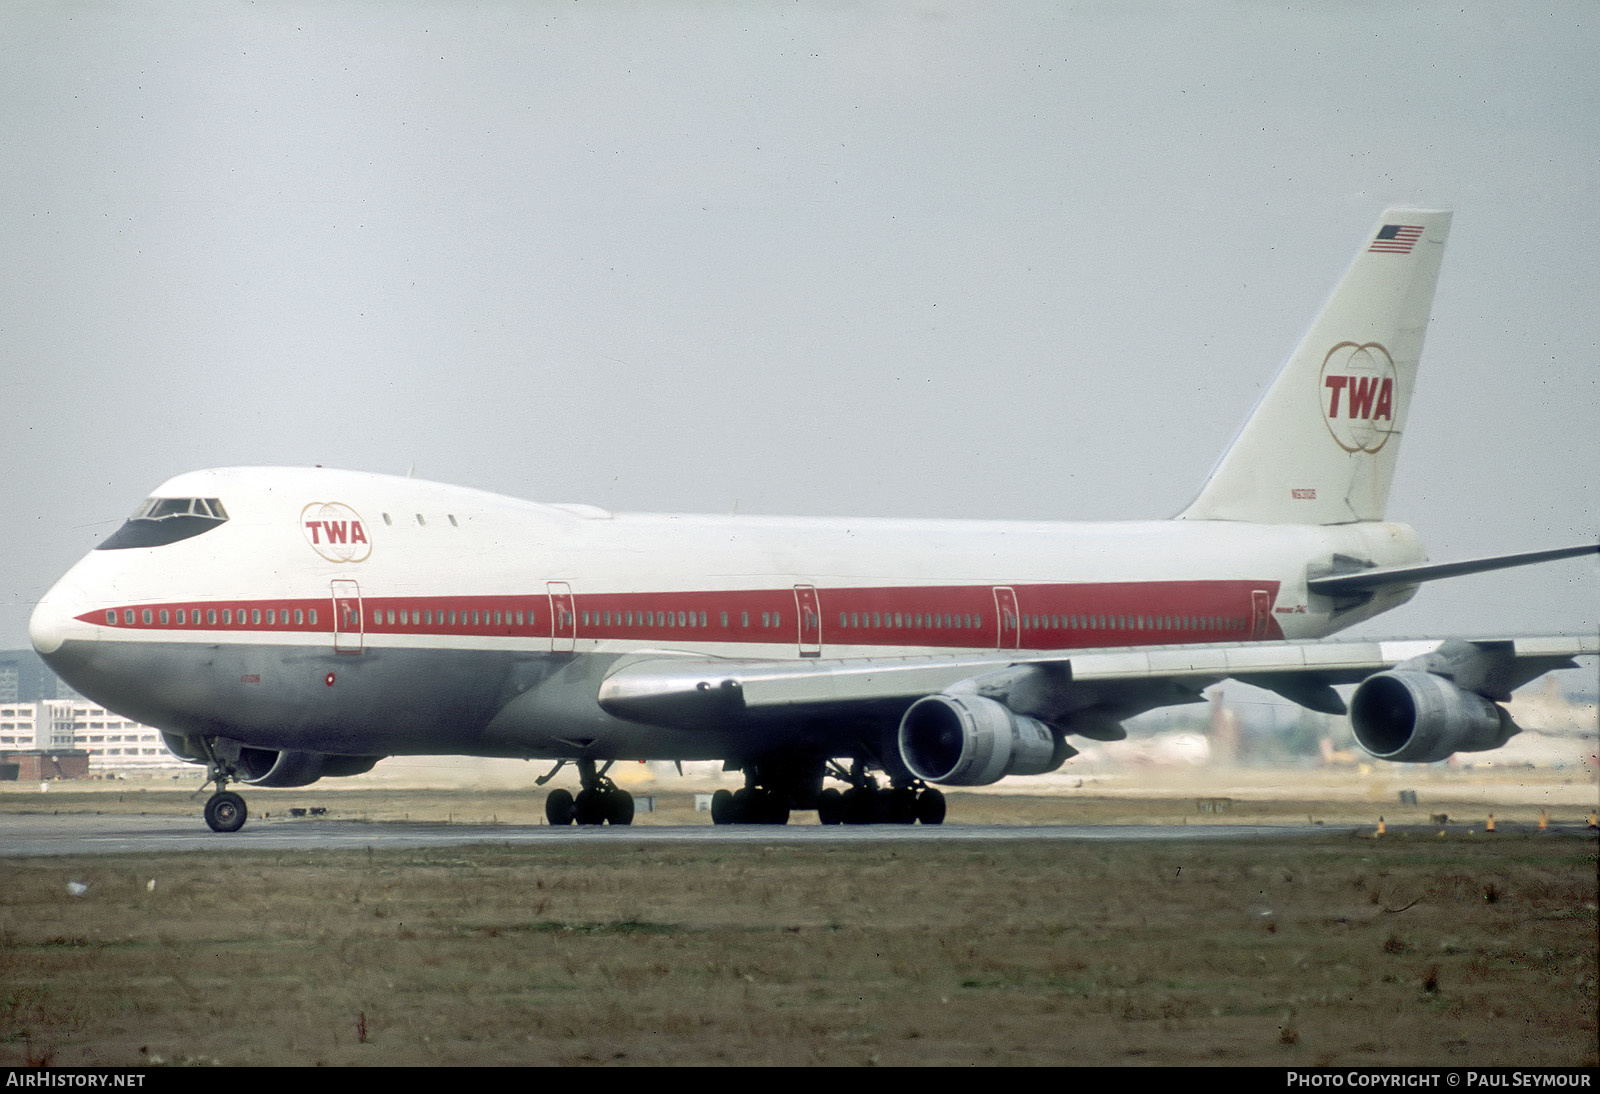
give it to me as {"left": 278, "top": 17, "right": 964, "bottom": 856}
{"left": 794, "top": 584, "right": 821, "bottom": 657}
{"left": 993, "top": 586, "right": 1020, "bottom": 649}
{"left": 1251, "top": 589, "right": 1274, "bottom": 639}
{"left": 331, "top": 579, "right": 363, "bottom": 653}
{"left": 548, "top": 581, "right": 575, "bottom": 653}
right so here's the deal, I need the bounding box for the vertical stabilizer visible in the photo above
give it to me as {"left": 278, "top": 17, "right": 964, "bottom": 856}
{"left": 1178, "top": 209, "right": 1452, "bottom": 525}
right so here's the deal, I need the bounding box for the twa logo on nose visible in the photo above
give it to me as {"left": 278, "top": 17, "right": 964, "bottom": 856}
{"left": 301, "top": 502, "right": 372, "bottom": 562}
{"left": 1319, "top": 342, "right": 1398, "bottom": 454}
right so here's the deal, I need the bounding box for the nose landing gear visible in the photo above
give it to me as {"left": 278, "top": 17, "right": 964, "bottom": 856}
{"left": 194, "top": 737, "right": 249, "bottom": 833}
{"left": 204, "top": 789, "right": 248, "bottom": 833}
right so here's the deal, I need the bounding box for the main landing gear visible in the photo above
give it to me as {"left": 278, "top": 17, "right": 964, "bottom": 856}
{"left": 815, "top": 781, "right": 946, "bottom": 826}
{"left": 813, "top": 759, "right": 945, "bottom": 826}
{"left": 709, "top": 756, "right": 809, "bottom": 825}
{"left": 542, "top": 759, "right": 634, "bottom": 826}
{"left": 709, "top": 785, "right": 791, "bottom": 826}
{"left": 710, "top": 757, "right": 946, "bottom": 826}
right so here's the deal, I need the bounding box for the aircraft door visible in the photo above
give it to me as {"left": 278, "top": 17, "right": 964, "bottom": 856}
{"left": 993, "top": 586, "right": 1020, "bottom": 649}
{"left": 1251, "top": 589, "right": 1273, "bottom": 639}
{"left": 331, "top": 579, "right": 363, "bottom": 653}
{"left": 548, "top": 581, "right": 575, "bottom": 653}
{"left": 793, "top": 584, "right": 821, "bottom": 658}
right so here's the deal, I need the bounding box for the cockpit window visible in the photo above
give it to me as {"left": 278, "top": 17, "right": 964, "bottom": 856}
{"left": 129, "top": 497, "right": 228, "bottom": 521}
{"left": 97, "top": 497, "right": 230, "bottom": 550}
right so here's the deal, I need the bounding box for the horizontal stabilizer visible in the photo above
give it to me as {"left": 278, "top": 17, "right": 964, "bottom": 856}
{"left": 1307, "top": 543, "right": 1598, "bottom": 597}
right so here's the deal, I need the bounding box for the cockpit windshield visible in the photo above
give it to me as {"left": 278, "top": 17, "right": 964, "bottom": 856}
{"left": 128, "top": 497, "right": 229, "bottom": 521}
{"left": 97, "top": 497, "right": 231, "bottom": 550}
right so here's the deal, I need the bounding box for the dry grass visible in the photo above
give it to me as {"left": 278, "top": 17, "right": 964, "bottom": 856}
{"left": 1, "top": 833, "right": 1594, "bottom": 1066}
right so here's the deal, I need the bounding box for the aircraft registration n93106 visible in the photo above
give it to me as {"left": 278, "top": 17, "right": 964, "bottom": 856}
{"left": 28, "top": 208, "right": 1598, "bottom": 832}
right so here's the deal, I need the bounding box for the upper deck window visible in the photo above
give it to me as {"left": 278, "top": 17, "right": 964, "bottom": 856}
{"left": 97, "top": 497, "right": 230, "bottom": 550}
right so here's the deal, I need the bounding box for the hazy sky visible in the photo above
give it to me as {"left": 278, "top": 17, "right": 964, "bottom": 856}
{"left": 3, "top": 2, "right": 1596, "bottom": 650}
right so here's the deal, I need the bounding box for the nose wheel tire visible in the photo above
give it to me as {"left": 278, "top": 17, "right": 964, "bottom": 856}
{"left": 204, "top": 790, "right": 248, "bottom": 833}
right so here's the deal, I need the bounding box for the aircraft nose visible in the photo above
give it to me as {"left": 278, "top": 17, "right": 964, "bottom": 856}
{"left": 29, "top": 585, "right": 77, "bottom": 659}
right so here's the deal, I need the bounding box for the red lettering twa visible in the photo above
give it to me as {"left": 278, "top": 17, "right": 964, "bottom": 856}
{"left": 1318, "top": 342, "right": 1398, "bottom": 455}
{"left": 1325, "top": 374, "right": 1393, "bottom": 421}
{"left": 301, "top": 502, "right": 373, "bottom": 562}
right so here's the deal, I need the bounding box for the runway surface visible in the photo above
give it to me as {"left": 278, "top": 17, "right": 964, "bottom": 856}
{"left": 0, "top": 813, "right": 1346, "bottom": 856}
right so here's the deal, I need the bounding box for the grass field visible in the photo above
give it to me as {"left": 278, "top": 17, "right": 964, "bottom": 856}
{"left": 2, "top": 821, "right": 1595, "bottom": 1066}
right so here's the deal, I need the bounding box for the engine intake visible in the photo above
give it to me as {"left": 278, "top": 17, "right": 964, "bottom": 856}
{"left": 1349, "top": 670, "right": 1518, "bottom": 764}
{"left": 898, "top": 693, "right": 1073, "bottom": 786}
{"left": 234, "top": 748, "right": 382, "bottom": 787}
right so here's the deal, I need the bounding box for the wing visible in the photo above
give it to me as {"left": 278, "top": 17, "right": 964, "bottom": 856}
{"left": 599, "top": 634, "right": 1597, "bottom": 779}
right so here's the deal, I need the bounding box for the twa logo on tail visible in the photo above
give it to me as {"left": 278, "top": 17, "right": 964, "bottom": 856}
{"left": 1319, "top": 342, "right": 1397, "bottom": 454}
{"left": 300, "top": 502, "right": 372, "bottom": 563}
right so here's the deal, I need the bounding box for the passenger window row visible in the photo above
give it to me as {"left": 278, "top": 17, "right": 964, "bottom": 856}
{"left": 364, "top": 605, "right": 793, "bottom": 633}
{"left": 838, "top": 611, "right": 983, "bottom": 630}
{"left": 378, "top": 512, "right": 460, "bottom": 527}
{"left": 105, "top": 606, "right": 318, "bottom": 627}
{"left": 373, "top": 608, "right": 530, "bottom": 628}
{"left": 97, "top": 593, "right": 1253, "bottom": 641}
{"left": 1012, "top": 612, "right": 1244, "bottom": 633}
{"left": 575, "top": 609, "right": 785, "bottom": 630}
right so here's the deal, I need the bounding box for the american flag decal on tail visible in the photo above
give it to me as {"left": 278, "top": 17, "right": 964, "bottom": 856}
{"left": 1369, "top": 224, "right": 1423, "bottom": 254}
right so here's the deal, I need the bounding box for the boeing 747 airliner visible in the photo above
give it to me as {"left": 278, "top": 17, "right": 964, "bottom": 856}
{"left": 28, "top": 209, "right": 1597, "bottom": 830}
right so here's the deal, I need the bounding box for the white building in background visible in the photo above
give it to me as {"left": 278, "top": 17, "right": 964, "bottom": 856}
{"left": 0, "top": 700, "right": 181, "bottom": 774}
{"left": 0, "top": 701, "right": 70, "bottom": 751}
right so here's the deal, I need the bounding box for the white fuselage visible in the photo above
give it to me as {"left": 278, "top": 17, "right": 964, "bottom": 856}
{"left": 29, "top": 466, "right": 1425, "bottom": 759}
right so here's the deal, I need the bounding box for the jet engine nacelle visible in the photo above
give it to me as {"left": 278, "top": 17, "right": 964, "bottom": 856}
{"left": 898, "top": 693, "right": 1073, "bottom": 786}
{"left": 233, "top": 747, "right": 382, "bottom": 787}
{"left": 160, "top": 734, "right": 384, "bottom": 786}
{"left": 1349, "top": 670, "right": 1518, "bottom": 764}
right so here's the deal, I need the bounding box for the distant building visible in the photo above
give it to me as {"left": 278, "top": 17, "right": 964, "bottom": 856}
{"left": 0, "top": 751, "right": 89, "bottom": 781}
{"left": 0, "top": 648, "right": 78, "bottom": 701}
{"left": 0, "top": 699, "right": 183, "bottom": 777}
